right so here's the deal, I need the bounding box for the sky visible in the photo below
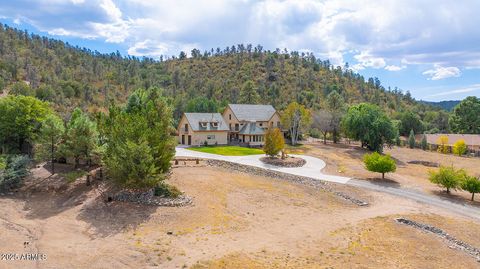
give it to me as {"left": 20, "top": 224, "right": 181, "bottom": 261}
{"left": 1, "top": 0, "right": 480, "bottom": 102}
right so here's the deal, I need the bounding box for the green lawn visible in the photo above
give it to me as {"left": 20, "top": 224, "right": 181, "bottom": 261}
{"left": 187, "top": 145, "right": 264, "bottom": 156}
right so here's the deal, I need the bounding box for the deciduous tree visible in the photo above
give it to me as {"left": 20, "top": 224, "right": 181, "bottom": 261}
{"left": 263, "top": 128, "right": 285, "bottom": 157}
{"left": 452, "top": 139, "right": 467, "bottom": 156}
{"left": 428, "top": 166, "right": 464, "bottom": 194}
{"left": 450, "top": 96, "right": 480, "bottom": 134}
{"left": 461, "top": 176, "right": 480, "bottom": 201}
{"left": 281, "top": 102, "right": 312, "bottom": 146}
{"left": 363, "top": 152, "right": 396, "bottom": 179}
{"left": 342, "top": 103, "right": 396, "bottom": 152}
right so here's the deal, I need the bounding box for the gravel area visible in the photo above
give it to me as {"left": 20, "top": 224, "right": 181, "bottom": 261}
{"left": 207, "top": 159, "right": 368, "bottom": 206}
{"left": 396, "top": 218, "right": 480, "bottom": 262}
{"left": 260, "top": 156, "right": 306, "bottom": 167}
{"left": 112, "top": 189, "right": 192, "bottom": 207}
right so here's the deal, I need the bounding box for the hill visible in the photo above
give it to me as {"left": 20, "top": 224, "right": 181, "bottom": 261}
{"left": 420, "top": 100, "right": 460, "bottom": 111}
{"left": 0, "top": 23, "right": 442, "bottom": 121}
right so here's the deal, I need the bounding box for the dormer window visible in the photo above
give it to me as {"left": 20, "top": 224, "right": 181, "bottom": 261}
{"left": 200, "top": 122, "right": 207, "bottom": 128}
{"left": 211, "top": 122, "right": 218, "bottom": 128}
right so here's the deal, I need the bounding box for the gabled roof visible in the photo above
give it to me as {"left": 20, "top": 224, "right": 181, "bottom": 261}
{"left": 239, "top": 122, "right": 266, "bottom": 135}
{"left": 184, "top": 113, "right": 229, "bottom": 131}
{"left": 228, "top": 104, "right": 276, "bottom": 122}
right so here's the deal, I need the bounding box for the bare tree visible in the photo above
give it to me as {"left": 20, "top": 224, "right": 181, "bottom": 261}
{"left": 313, "top": 110, "right": 334, "bottom": 144}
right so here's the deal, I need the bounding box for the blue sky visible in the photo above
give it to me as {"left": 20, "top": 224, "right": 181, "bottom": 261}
{"left": 1, "top": 0, "right": 480, "bottom": 101}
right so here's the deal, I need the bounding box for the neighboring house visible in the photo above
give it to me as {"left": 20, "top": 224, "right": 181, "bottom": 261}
{"left": 421, "top": 134, "right": 480, "bottom": 151}
{"left": 222, "top": 104, "right": 282, "bottom": 147}
{"left": 177, "top": 113, "right": 229, "bottom": 146}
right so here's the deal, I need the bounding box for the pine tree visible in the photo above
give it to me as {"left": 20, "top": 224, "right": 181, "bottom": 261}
{"left": 408, "top": 129, "right": 415, "bottom": 149}
{"left": 37, "top": 114, "right": 65, "bottom": 174}
{"left": 239, "top": 80, "right": 260, "bottom": 104}
{"left": 62, "top": 108, "right": 98, "bottom": 168}
{"left": 421, "top": 133, "right": 428, "bottom": 150}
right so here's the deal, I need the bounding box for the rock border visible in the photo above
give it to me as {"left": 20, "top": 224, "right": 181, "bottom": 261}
{"left": 112, "top": 189, "right": 192, "bottom": 207}
{"left": 260, "top": 156, "right": 306, "bottom": 167}
{"left": 396, "top": 218, "right": 480, "bottom": 262}
{"left": 206, "top": 159, "right": 368, "bottom": 207}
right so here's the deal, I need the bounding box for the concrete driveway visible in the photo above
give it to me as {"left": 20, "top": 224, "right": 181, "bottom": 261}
{"left": 175, "top": 147, "right": 351, "bottom": 184}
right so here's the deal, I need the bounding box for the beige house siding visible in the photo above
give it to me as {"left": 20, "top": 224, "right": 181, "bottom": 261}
{"left": 190, "top": 132, "right": 228, "bottom": 146}
{"left": 267, "top": 112, "right": 282, "bottom": 129}
{"left": 177, "top": 114, "right": 228, "bottom": 146}
{"left": 222, "top": 106, "right": 240, "bottom": 131}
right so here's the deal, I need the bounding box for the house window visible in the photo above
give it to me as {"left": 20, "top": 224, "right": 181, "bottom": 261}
{"left": 211, "top": 122, "right": 218, "bottom": 128}
{"left": 229, "top": 114, "right": 232, "bottom": 120}
{"left": 207, "top": 135, "right": 215, "bottom": 140}
{"left": 277, "top": 121, "right": 280, "bottom": 127}
{"left": 184, "top": 124, "right": 188, "bottom": 132}
{"left": 200, "top": 122, "right": 207, "bottom": 128}
{"left": 259, "top": 123, "right": 263, "bottom": 127}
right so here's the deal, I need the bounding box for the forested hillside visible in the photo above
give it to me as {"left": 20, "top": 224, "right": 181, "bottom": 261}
{"left": 0, "top": 24, "right": 447, "bottom": 131}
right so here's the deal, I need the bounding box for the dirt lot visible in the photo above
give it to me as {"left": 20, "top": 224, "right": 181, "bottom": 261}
{"left": 1, "top": 163, "right": 480, "bottom": 268}
{"left": 290, "top": 141, "right": 480, "bottom": 206}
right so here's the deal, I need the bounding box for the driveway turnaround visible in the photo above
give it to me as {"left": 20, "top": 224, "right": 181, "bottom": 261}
{"left": 175, "top": 147, "right": 480, "bottom": 220}
{"left": 175, "top": 147, "right": 351, "bottom": 184}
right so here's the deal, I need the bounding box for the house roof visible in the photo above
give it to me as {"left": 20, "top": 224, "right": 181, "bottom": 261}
{"left": 423, "top": 134, "right": 480, "bottom": 146}
{"left": 228, "top": 104, "right": 276, "bottom": 122}
{"left": 239, "top": 122, "right": 266, "bottom": 135}
{"left": 184, "top": 113, "right": 229, "bottom": 131}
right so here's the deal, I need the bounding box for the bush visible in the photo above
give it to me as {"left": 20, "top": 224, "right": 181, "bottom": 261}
{"left": 154, "top": 182, "right": 181, "bottom": 198}
{"left": 428, "top": 166, "right": 465, "bottom": 193}
{"left": 0, "top": 155, "right": 30, "bottom": 192}
{"left": 452, "top": 139, "right": 467, "bottom": 156}
{"left": 363, "top": 152, "right": 396, "bottom": 179}
{"left": 263, "top": 128, "right": 285, "bottom": 157}
{"left": 461, "top": 176, "right": 480, "bottom": 201}
{"left": 437, "top": 135, "right": 449, "bottom": 154}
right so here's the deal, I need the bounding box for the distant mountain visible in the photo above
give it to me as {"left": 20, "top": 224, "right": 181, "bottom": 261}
{"left": 420, "top": 100, "right": 460, "bottom": 111}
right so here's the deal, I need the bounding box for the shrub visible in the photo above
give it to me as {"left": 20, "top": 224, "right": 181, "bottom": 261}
{"left": 437, "top": 135, "right": 449, "bottom": 154}
{"left": 428, "top": 166, "right": 465, "bottom": 193}
{"left": 461, "top": 176, "right": 480, "bottom": 201}
{"left": 0, "top": 155, "right": 30, "bottom": 191}
{"left": 263, "top": 128, "right": 285, "bottom": 157}
{"left": 363, "top": 152, "right": 396, "bottom": 179}
{"left": 452, "top": 139, "right": 467, "bottom": 156}
{"left": 154, "top": 182, "right": 181, "bottom": 198}
{"left": 421, "top": 134, "right": 428, "bottom": 150}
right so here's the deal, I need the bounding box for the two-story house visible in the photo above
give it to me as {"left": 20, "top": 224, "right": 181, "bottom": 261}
{"left": 222, "top": 104, "right": 281, "bottom": 147}
{"left": 177, "top": 104, "right": 282, "bottom": 147}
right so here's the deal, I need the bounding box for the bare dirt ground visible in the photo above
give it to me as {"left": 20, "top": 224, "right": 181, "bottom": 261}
{"left": 1, "top": 162, "right": 480, "bottom": 268}
{"left": 290, "top": 141, "right": 480, "bottom": 206}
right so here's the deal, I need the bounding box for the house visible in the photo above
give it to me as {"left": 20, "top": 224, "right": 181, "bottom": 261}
{"left": 222, "top": 104, "right": 282, "bottom": 147}
{"left": 421, "top": 134, "right": 480, "bottom": 151}
{"left": 177, "top": 113, "right": 229, "bottom": 146}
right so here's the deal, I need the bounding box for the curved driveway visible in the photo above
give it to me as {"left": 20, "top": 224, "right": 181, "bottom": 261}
{"left": 175, "top": 147, "right": 480, "bottom": 221}
{"left": 175, "top": 147, "right": 351, "bottom": 184}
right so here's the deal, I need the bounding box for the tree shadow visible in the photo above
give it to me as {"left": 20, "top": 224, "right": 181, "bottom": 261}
{"left": 363, "top": 177, "right": 401, "bottom": 188}
{"left": 76, "top": 190, "right": 158, "bottom": 238}
{"left": 14, "top": 178, "right": 90, "bottom": 220}
{"left": 430, "top": 189, "right": 480, "bottom": 207}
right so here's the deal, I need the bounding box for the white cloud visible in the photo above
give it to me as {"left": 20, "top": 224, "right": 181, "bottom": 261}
{"left": 1, "top": 0, "right": 480, "bottom": 69}
{"left": 422, "top": 64, "right": 461, "bottom": 80}
{"left": 353, "top": 51, "right": 386, "bottom": 69}
{"left": 385, "top": 65, "right": 406, "bottom": 71}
